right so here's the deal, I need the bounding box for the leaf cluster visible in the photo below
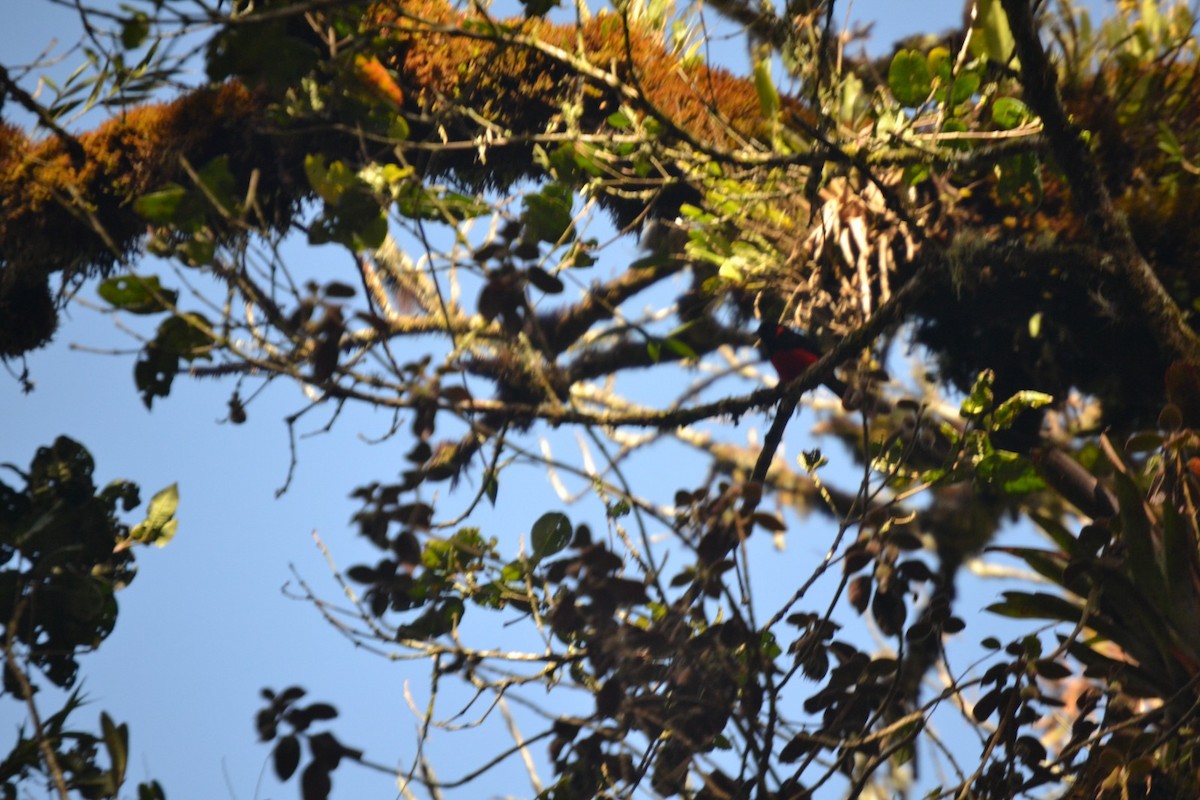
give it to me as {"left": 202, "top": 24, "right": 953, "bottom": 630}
{"left": 0, "top": 438, "right": 174, "bottom": 799}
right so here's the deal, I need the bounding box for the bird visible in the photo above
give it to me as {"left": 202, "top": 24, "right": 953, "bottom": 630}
{"left": 755, "top": 321, "right": 849, "bottom": 398}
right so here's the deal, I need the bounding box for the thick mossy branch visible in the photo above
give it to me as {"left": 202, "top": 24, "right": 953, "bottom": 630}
{"left": 371, "top": 0, "right": 777, "bottom": 150}
{"left": 1000, "top": 0, "right": 1200, "bottom": 363}
{"left": 0, "top": 83, "right": 273, "bottom": 355}
{"left": 0, "top": 84, "right": 270, "bottom": 273}
{"left": 0, "top": 0, "right": 787, "bottom": 357}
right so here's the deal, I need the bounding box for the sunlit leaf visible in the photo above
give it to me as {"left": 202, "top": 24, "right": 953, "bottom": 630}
{"left": 961, "top": 370, "right": 995, "bottom": 418}
{"left": 888, "top": 49, "right": 932, "bottom": 107}
{"left": 129, "top": 483, "right": 179, "bottom": 547}
{"left": 971, "top": 0, "right": 1016, "bottom": 65}
{"left": 753, "top": 58, "right": 781, "bottom": 122}
{"left": 992, "top": 389, "right": 1054, "bottom": 430}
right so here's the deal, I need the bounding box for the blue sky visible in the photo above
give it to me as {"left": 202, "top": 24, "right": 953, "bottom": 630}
{"left": 2, "top": 1, "right": 1112, "bottom": 798}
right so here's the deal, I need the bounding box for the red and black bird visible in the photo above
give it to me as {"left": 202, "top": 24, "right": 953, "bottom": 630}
{"left": 756, "top": 321, "right": 848, "bottom": 397}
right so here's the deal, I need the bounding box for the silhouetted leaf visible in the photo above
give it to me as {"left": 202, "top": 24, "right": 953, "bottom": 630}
{"left": 1034, "top": 659, "right": 1072, "bottom": 681}
{"left": 531, "top": 512, "right": 572, "bottom": 561}
{"left": 274, "top": 735, "right": 301, "bottom": 780}
{"left": 300, "top": 763, "right": 331, "bottom": 800}
{"left": 871, "top": 591, "right": 906, "bottom": 637}
{"left": 526, "top": 267, "right": 565, "bottom": 294}
{"left": 986, "top": 591, "right": 1082, "bottom": 622}
{"left": 847, "top": 575, "right": 871, "bottom": 614}
{"left": 100, "top": 712, "right": 128, "bottom": 786}
{"left": 973, "top": 687, "right": 1000, "bottom": 722}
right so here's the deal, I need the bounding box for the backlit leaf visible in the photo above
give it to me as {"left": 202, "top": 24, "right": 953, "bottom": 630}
{"left": 99, "top": 274, "right": 178, "bottom": 314}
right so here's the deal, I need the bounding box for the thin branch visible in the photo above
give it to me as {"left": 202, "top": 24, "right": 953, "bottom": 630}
{"left": 4, "top": 598, "right": 70, "bottom": 800}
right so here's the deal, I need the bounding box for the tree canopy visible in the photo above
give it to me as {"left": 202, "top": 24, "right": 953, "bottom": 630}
{"left": 5, "top": 0, "right": 1200, "bottom": 797}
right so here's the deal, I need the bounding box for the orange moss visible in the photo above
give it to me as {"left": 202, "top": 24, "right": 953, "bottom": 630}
{"left": 0, "top": 83, "right": 264, "bottom": 280}
{"left": 371, "top": 0, "right": 772, "bottom": 148}
{"left": 1, "top": 0, "right": 782, "bottom": 305}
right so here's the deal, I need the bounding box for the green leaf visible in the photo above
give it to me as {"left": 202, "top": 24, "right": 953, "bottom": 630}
{"left": 394, "top": 184, "right": 489, "bottom": 222}
{"left": 530, "top": 512, "right": 571, "bottom": 562}
{"left": 975, "top": 451, "right": 1045, "bottom": 494}
{"left": 1029, "top": 511, "right": 1079, "bottom": 554}
{"left": 483, "top": 470, "right": 499, "bottom": 506}
{"left": 948, "top": 71, "right": 981, "bottom": 105}
{"left": 526, "top": 267, "right": 565, "bottom": 294}
{"left": 205, "top": 21, "right": 317, "bottom": 90}
{"left": 1124, "top": 430, "right": 1164, "bottom": 453}
{"left": 1113, "top": 471, "right": 1167, "bottom": 610}
{"left": 100, "top": 712, "right": 128, "bottom": 786}
{"left": 520, "top": 0, "right": 559, "bottom": 18}
{"left": 663, "top": 337, "right": 698, "bottom": 361}
{"left": 196, "top": 155, "right": 236, "bottom": 212}
{"left": 120, "top": 13, "right": 150, "bottom": 50}
{"left": 304, "top": 154, "right": 355, "bottom": 205}
{"left": 137, "top": 781, "right": 166, "bottom": 800}
{"left": 562, "top": 242, "right": 597, "bottom": 268}
{"left": 353, "top": 212, "right": 389, "bottom": 250}
{"left": 927, "top": 47, "right": 952, "bottom": 81}
{"left": 971, "top": 0, "right": 1016, "bottom": 65}
{"left": 961, "top": 369, "right": 995, "bottom": 418}
{"left": 992, "top": 389, "right": 1054, "bottom": 430}
{"left": 523, "top": 183, "right": 575, "bottom": 244}
{"left": 155, "top": 313, "right": 213, "bottom": 361}
{"left": 995, "top": 152, "right": 1043, "bottom": 207}
{"left": 607, "top": 111, "right": 632, "bottom": 130}
{"left": 986, "top": 590, "right": 1083, "bottom": 622}
{"left": 989, "top": 546, "right": 1066, "bottom": 584}
{"left": 98, "top": 274, "right": 178, "bottom": 314}
{"left": 386, "top": 115, "right": 410, "bottom": 141}
{"left": 992, "top": 97, "right": 1033, "bottom": 130}
{"left": 130, "top": 483, "right": 179, "bottom": 547}
{"left": 903, "top": 163, "right": 931, "bottom": 185}
{"left": 888, "top": 50, "right": 932, "bottom": 107}
{"left": 1160, "top": 504, "right": 1194, "bottom": 615}
{"left": 753, "top": 58, "right": 781, "bottom": 122}
{"left": 133, "top": 185, "right": 187, "bottom": 224}
{"left": 179, "top": 234, "right": 216, "bottom": 267}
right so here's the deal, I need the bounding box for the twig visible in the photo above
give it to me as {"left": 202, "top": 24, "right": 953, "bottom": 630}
{"left": 4, "top": 598, "right": 70, "bottom": 799}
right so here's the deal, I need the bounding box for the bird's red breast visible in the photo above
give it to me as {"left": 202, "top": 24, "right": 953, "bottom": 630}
{"left": 757, "top": 323, "right": 824, "bottom": 383}
{"left": 756, "top": 321, "right": 849, "bottom": 398}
